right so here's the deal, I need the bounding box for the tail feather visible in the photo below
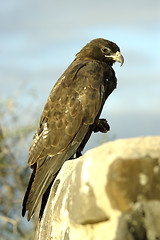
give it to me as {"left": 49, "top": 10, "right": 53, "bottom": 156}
{"left": 22, "top": 164, "right": 36, "bottom": 217}
{"left": 26, "top": 156, "right": 61, "bottom": 221}
{"left": 23, "top": 148, "right": 74, "bottom": 221}
{"left": 22, "top": 139, "right": 81, "bottom": 221}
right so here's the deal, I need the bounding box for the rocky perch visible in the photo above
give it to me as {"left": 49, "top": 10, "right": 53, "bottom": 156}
{"left": 35, "top": 136, "right": 160, "bottom": 240}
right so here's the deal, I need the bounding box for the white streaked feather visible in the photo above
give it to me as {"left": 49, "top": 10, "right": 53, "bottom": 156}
{"left": 61, "top": 76, "right": 65, "bottom": 80}
{"left": 43, "top": 123, "right": 49, "bottom": 139}
{"left": 43, "top": 135, "right": 48, "bottom": 139}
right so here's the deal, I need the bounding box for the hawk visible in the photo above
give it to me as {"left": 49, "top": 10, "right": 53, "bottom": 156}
{"left": 22, "top": 38, "right": 124, "bottom": 221}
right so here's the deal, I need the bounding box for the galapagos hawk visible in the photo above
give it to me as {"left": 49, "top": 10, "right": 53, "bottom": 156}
{"left": 22, "top": 38, "right": 124, "bottom": 221}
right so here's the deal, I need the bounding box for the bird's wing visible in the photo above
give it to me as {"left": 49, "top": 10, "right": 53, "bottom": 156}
{"left": 27, "top": 60, "right": 105, "bottom": 166}
{"left": 24, "top": 60, "right": 106, "bottom": 220}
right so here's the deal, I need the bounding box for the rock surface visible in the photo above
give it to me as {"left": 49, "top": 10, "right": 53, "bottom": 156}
{"left": 34, "top": 136, "right": 160, "bottom": 240}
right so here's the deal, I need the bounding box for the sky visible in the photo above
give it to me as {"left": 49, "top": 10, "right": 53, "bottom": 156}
{"left": 0, "top": 0, "right": 160, "bottom": 149}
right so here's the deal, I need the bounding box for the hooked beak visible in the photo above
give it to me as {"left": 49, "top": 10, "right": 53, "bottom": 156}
{"left": 105, "top": 51, "right": 124, "bottom": 66}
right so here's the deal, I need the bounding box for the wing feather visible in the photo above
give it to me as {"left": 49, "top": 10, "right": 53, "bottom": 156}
{"left": 27, "top": 60, "right": 104, "bottom": 165}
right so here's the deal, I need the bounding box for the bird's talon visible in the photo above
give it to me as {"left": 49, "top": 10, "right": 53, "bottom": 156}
{"left": 94, "top": 119, "right": 110, "bottom": 133}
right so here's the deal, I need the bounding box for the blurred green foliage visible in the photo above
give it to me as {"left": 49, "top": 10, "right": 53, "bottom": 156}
{"left": 0, "top": 98, "right": 38, "bottom": 240}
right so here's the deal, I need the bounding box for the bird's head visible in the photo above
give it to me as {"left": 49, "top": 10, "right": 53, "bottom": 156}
{"left": 76, "top": 38, "right": 124, "bottom": 67}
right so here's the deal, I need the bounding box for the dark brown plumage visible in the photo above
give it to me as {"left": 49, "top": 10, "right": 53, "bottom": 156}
{"left": 22, "top": 38, "right": 124, "bottom": 221}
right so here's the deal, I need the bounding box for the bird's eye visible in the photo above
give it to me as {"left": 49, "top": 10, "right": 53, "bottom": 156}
{"left": 102, "top": 48, "right": 107, "bottom": 52}
{"left": 101, "top": 47, "right": 111, "bottom": 55}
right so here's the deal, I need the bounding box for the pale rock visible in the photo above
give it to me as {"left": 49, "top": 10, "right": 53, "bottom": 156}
{"left": 34, "top": 136, "right": 160, "bottom": 240}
